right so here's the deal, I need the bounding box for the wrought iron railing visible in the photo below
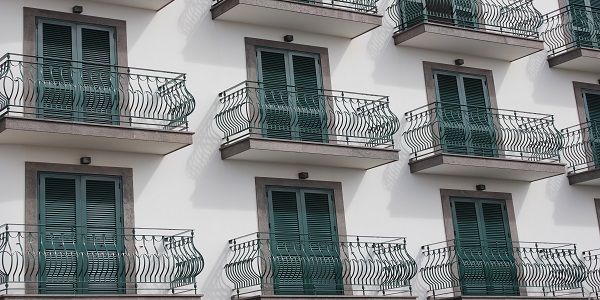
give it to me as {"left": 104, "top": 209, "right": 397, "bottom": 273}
{"left": 420, "top": 240, "right": 587, "bottom": 298}
{"left": 0, "top": 53, "right": 195, "bottom": 131}
{"left": 583, "top": 249, "right": 600, "bottom": 298}
{"left": 387, "top": 0, "right": 542, "bottom": 38}
{"left": 403, "top": 102, "right": 563, "bottom": 163}
{"left": 215, "top": 81, "right": 400, "bottom": 148}
{"left": 212, "top": 0, "right": 379, "bottom": 14}
{"left": 543, "top": 5, "right": 600, "bottom": 58}
{"left": 224, "top": 232, "right": 417, "bottom": 297}
{"left": 0, "top": 224, "right": 204, "bottom": 294}
{"left": 561, "top": 121, "right": 600, "bottom": 175}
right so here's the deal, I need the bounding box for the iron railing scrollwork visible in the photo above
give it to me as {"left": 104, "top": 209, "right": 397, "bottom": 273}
{"left": 215, "top": 81, "right": 400, "bottom": 149}
{"left": 543, "top": 4, "right": 600, "bottom": 58}
{"left": 583, "top": 249, "right": 600, "bottom": 299}
{"left": 0, "top": 224, "right": 204, "bottom": 294}
{"left": 212, "top": 0, "right": 379, "bottom": 14}
{"left": 224, "top": 232, "right": 418, "bottom": 297}
{"left": 562, "top": 121, "right": 600, "bottom": 175}
{"left": 403, "top": 102, "right": 563, "bottom": 163}
{"left": 387, "top": 0, "right": 543, "bottom": 39}
{"left": 421, "top": 240, "right": 587, "bottom": 298}
{"left": 0, "top": 53, "right": 195, "bottom": 131}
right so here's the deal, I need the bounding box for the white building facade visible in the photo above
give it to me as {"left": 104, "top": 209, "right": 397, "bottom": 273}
{"left": 0, "top": 0, "right": 599, "bottom": 299}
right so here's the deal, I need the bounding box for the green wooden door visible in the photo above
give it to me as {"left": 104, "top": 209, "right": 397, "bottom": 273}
{"left": 434, "top": 71, "right": 497, "bottom": 157}
{"left": 257, "top": 48, "right": 327, "bottom": 143}
{"left": 583, "top": 90, "right": 600, "bottom": 168}
{"left": 267, "top": 187, "right": 341, "bottom": 295}
{"left": 37, "top": 19, "right": 117, "bottom": 124}
{"left": 38, "top": 173, "right": 124, "bottom": 294}
{"left": 569, "top": 0, "right": 600, "bottom": 48}
{"left": 451, "top": 197, "right": 517, "bottom": 296}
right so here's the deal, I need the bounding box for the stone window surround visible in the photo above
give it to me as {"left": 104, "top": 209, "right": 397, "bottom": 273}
{"left": 572, "top": 81, "right": 600, "bottom": 125}
{"left": 23, "top": 7, "right": 127, "bottom": 66}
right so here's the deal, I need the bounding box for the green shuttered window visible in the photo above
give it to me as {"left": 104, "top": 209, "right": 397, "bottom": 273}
{"left": 568, "top": 0, "right": 600, "bottom": 48}
{"left": 37, "top": 19, "right": 117, "bottom": 124}
{"left": 38, "top": 173, "right": 124, "bottom": 294}
{"left": 434, "top": 71, "right": 497, "bottom": 157}
{"left": 257, "top": 48, "right": 327, "bottom": 143}
{"left": 583, "top": 90, "right": 600, "bottom": 166}
{"left": 451, "top": 197, "right": 517, "bottom": 296}
{"left": 267, "top": 187, "right": 341, "bottom": 295}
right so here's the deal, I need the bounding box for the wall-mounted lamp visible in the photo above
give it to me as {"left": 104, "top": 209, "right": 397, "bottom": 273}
{"left": 298, "top": 172, "right": 309, "bottom": 180}
{"left": 80, "top": 156, "right": 92, "bottom": 165}
{"left": 454, "top": 59, "right": 465, "bottom": 66}
{"left": 476, "top": 184, "right": 486, "bottom": 191}
{"left": 283, "top": 35, "right": 294, "bottom": 43}
{"left": 72, "top": 5, "right": 83, "bottom": 14}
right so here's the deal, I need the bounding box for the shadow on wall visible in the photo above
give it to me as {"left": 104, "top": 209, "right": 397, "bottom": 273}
{"left": 200, "top": 242, "right": 233, "bottom": 300}
{"left": 545, "top": 174, "right": 600, "bottom": 229}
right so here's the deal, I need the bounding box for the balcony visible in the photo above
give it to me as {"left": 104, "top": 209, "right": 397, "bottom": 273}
{"left": 583, "top": 249, "right": 600, "bottom": 298}
{"left": 543, "top": 5, "right": 600, "bottom": 72}
{"left": 215, "top": 81, "right": 400, "bottom": 169}
{"left": 403, "top": 103, "right": 565, "bottom": 181}
{"left": 387, "top": 0, "right": 544, "bottom": 61}
{"left": 225, "top": 232, "right": 418, "bottom": 299}
{"left": 210, "top": 0, "right": 382, "bottom": 39}
{"left": 0, "top": 54, "right": 195, "bottom": 155}
{"left": 561, "top": 122, "right": 600, "bottom": 185}
{"left": 0, "top": 224, "right": 204, "bottom": 298}
{"left": 420, "top": 240, "right": 588, "bottom": 299}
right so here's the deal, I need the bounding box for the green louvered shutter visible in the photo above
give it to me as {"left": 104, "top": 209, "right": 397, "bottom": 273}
{"left": 38, "top": 21, "right": 76, "bottom": 121}
{"left": 401, "top": 0, "right": 425, "bottom": 28}
{"left": 425, "top": 0, "right": 454, "bottom": 24}
{"left": 452, "top": 199, "right": 486, "bottom": 296}
{"left": 83, "top": 177, "right": 124, "bottom": 294}
{"left": 80, "top": 27, "right": 117, "bottom": 124}
{"left": 454, "top": 0, "right": 476, "bottom": 28}
{"left": 302, "top": 191, "right": 341, "bottom": 294}
{"left": 480, "top": 202, "right": 518, "bottom": 296}
{"left": 462, "top": 77, "right": 496, "bottom": 157}
{"left": 39, "top": 174, "right": 79, "bottom": 294}
{"left": 259, "top": 50, "right": 292, "bottom": 140}
{"left": 291, "top": 55, "right": 327, "bottom": 143}
{"left": 269, "top": 189, "right": 304, "bottom": 294}
{"left": 436, "top": 73, "right": 468, "bottom": 154}
{"left": 584, "top": 91, "right": 600, "bottom": 167}
{"left": 569, "top": 0, "right": 597, "bottom": 48}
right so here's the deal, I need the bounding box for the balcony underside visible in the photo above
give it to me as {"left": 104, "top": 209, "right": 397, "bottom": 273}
{"left": 0, "top": 296, "right": 202, "bottom": 299}
{"left": 220, "top": 137, "right": 399, "bottom": 169}
{"left": 548, "top": 48, "right": 600, "bottom": 72}
{"left": 0, "top": 117, "right": 193, "bottom": 155}
{"left": 211, "top": 0, "right": 382, "bottom": 38}
{"left": 393, "top": 23, "right": 544, "bottom": 61}
{"left": 88, "top": 0, "right": 174, "bottom": 10}
{"left": 409, "top": 153, "right": 566, "bottom": 182}
{"left": 568, "top": 168, "right": 600, "bottom": 186}
{"left": 427, "top": 297, "right": 589, "bottom": 300}
{"left": 239, "top": 296, "right": 416, "bottom": 300}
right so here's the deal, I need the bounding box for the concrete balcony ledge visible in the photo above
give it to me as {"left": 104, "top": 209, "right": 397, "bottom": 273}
{"left": 568, "top": 168, "right": 600, "bottom": 186}
{"left": 427, "top": 297, "right": 589, "bottom": 300}
{"left": 548, "top": 47, "right": 600, "bottom": 73}
{"left": 239, "top": 296, "right": 416, "bottom": 300}
{"left": 0, "top": 296, "right": 202, "bottom": 300}
{"left": 409, "top": 153, "right": 566, "bottom": 182}
{"left": 393, "top": 23, "right": 544, "bottom": 61}
{"left": 210, "top": 0, "right": 382, "bottom": 38}
{"left": 0, "top": 116, "right": 193, "bottom": 155}
{"left": 220, "top": 137, "right": 399, "bottom": 169}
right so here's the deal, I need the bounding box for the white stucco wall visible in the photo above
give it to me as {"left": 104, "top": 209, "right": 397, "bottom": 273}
{"left": 0, "top": 0, "right": 599, "bottom": 298}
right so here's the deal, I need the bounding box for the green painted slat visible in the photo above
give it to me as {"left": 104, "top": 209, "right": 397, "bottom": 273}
{"left": 463, "top": 77, "right": 496, "bottom": 157}
{"left": 292, "top": 55, "right": 326, "bottom": 143}
{"left": 259, "top": 50, "right": 293, "bottom": 140}
{"left": 584, "top": 91, "right": 600, "bottom": 168}
{"left": 436, "top": 73, "right": 468, "bottom": 155}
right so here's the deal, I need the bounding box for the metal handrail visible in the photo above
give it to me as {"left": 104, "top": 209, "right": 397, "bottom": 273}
{"left": 224, "top": 232, "right": 418, "bottom": 297}
{"left": 215, "top": 81, "right": 400, "bottom": 148}
{"left": 421, "top": 239, "right": 587, "bottom": 298}
{"left": 387, "top": 0, "right": 542, "bottom": 38}
{"left": 0, "top": 53, "right": 195, "bottom": 131}
{"left": 211, "top": 0, "right": 380, "bottom": 14}
{"left": 543, "top": 4, "right": 600, "bottom": 58}
{"left": 402, "top": 102, "right": 563, "bottom": 163}
{"left": 0, "top": 224, "right": 205, "bottom": 294}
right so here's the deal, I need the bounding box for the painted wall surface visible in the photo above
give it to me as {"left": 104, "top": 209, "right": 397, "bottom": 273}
{"left": 0, "top": 0, "right": 599, "bottom": 298}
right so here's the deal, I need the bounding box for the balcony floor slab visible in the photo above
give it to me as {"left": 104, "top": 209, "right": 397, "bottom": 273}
{"left": 0, "top": 296, "right": 202, "bottom": 300}
{"left": 220, "top": 137, "right": 399, "bottom": 169}
{"left": 568, "top": 168, "right": 600, "bottom": 186}
{"left": 430, "top": 297, "right": 589, "bottom": 300}
{"left": 0, "top": 116, "right": 193, "bottom": 155}
{"left": 211, "top": 0, "right": 382, "bottom": 38}
{"left": 393, "top": 23, "right": 544, "bottom": 61}
{"left": 548, "top": 47, "right": 600, "bottom": 72}
{"left": 239, "top": 296, "right": 416, "bottom": 300}
{"left": 409, "top": 153, "right": 566, "bottom": 182}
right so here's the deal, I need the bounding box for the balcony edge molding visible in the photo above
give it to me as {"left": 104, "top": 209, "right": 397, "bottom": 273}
{"left": 409, "top": 153, "right": 566, "bottom": 182}
{"left": 548, "top": 47, "right": 600, "bottom": 72}
{"left": 220, "top": 137, "right": 399, "bottom": 169}
{"left": 0, "top": 296, "right": 203, "bottom": 299}
{"left": 393, "top": 23, "right": 544, "bottom": 61}
{"left": 238, "top": 296, "right": 417, "bottom": 300}
{"left": 0, "top": 116, "right": 194, "bottom": 155}
{"left": 568, "top": 168, "right": 600, "bottom": 186}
